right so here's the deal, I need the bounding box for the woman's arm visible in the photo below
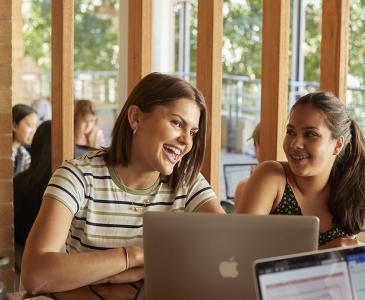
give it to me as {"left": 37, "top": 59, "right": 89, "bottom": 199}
{"left": 234, "top": 179, "right": 248, "bottom": 208}
{"left": 21, "top": 197, "right": 144, "bottom": 294}
{"left": 319, "top": 236, "right": 363, "bottom": 250}
{"left": 197, "top": 199, "right": 226, "bottom": 213}
{"left": 236, "top": 161, "right": 284, "bottom": 214}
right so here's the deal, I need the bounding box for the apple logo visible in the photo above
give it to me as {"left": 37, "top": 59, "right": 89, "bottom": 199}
{"left": 218, "top": 257, "right": 239, "bottom": 278}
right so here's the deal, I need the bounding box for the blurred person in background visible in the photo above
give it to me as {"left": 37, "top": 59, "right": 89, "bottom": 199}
{"left": 234, "top": 123, "right": 262, "bottom": 208}
{"left": 32, "top": 97, "right": 52, "bottom": 124}
{"left": 12, "top": 104, "right": 38, "bottom": 176}
{"left": 74, "top": 99, "right": 105, "bottom": 157}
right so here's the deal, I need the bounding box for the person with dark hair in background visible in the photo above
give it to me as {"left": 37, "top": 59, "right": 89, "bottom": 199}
{"left": 12, "top": 104, "right": 38, "bottom": 176}
{"left": 237, "top": 92, "right": 365, "bottom": 249}
{"left": 13, "top": 120, "right": 51, "bottom": 279}
{"left": 14, "top": 120, "right": 52, "bottom": 247}
{"left": 21, "top": 73, "right": 225, "bottom": 293}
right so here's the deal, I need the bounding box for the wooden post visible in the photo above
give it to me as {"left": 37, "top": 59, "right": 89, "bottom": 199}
{"left": 196, "top": 0, "right": 223, "bottom": 196}
{"left": 260, "top": 0, "right": 290, "bottom": 161}
{"left": 128, "top": 0, "right": 152, "bottom": 94}
{"left": 320, "top": 0, "right": 349, "bottom": 101}
{"left": 0, "top": 0, "right": 15, "bottom": 291}
{"left": 51, "top": 0, "right": 74, "bottom": 171}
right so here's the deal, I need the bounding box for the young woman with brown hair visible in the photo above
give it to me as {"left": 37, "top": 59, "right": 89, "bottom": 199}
{"left": 21, "top": 73, "right": 224, "bottom": 293}
{"left": 237, "top": 92, "right": 365, "bottom": 249}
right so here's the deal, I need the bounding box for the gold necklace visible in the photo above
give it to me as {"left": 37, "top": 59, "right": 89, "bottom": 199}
{"left": 114, "top": 166, "right": 150, "bottom": 213}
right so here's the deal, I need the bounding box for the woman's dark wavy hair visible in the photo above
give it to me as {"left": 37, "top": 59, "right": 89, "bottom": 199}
{"left": 291, "top": 92, "right": 365, "bottom": 234}
{"left": 104, "top": 72, "right": 207, "bottom": 191}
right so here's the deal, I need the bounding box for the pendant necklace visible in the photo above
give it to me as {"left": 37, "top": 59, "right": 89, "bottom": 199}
{"left": 114, "top": 166, "right": 150, "bottom": 213}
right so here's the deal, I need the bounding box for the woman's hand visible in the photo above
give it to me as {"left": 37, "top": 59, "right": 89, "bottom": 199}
{"left": 319, "top": 236, "right": 362, "bottom": 250}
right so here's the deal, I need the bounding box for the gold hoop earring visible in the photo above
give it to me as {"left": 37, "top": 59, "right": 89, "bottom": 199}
{"left": 133, "top": 128, "right": 137, "bottom": 135}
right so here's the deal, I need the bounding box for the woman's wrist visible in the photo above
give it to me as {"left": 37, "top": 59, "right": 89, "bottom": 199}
{"left": 122, "top": 247, "right": 129, "bottom": 271}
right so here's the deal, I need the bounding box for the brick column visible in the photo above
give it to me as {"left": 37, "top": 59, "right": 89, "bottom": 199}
{"left": 0, "top": 0, "right": 16, "bottom": 292}
{"left": 11, "top": 0, "right": 24, "bottom": 105}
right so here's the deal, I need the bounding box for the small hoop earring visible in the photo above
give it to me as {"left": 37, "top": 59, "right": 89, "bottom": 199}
{"left": 132, "top": 128, "right": 137, "bottom": 135}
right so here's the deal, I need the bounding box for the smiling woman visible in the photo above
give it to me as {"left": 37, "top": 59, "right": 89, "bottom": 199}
{"left": 237, "top": 92, "right": 365, "bottom": 249}
{"left": 21, "top": 72, "right": 225, "bottom": 294}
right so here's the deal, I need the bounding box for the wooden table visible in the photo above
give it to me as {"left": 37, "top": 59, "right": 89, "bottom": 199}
{"left": 6, "top": 281, "right": 143, "bottom": 300}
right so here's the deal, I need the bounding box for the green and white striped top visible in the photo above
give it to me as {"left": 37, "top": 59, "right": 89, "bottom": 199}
{"left": 44, "top": 150, "right": 216, "bottom": 253}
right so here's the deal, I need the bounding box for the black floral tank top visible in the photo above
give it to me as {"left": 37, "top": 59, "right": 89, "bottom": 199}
{"left": 271, "top": 162, "right": 348, "bottom": 246}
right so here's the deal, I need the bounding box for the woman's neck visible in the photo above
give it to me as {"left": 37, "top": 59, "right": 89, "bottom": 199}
{"left": 115, "top": 165, "right": 160, "bottom": 190}
{"left": 292, "top": 172, "right": 331, "bottom": 197}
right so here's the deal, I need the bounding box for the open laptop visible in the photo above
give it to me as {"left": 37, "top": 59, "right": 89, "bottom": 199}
{"left": 253, "top": 244, "right": 365, "bottom": 300}
{"left": 223, "top": 163, "right": 256, "bottom": 200}
{"left": 143, "top": 212, "right": 319, "bottom": 300}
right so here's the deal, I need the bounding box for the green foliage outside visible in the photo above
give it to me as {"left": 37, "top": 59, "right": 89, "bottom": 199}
{"left": 222, "top": 0, "right": 262, "bottom": 78}
{"left": 24, "top": 0, "right": 119, "bottom": 71}
{"left": 175, "top": 0, "right": 365, "bottom": 86}
{"left": 25, "top": 0, "right": 365, "bottom": 86}
{"left": 304, "top": 0, "right": 365, "bottom": 85}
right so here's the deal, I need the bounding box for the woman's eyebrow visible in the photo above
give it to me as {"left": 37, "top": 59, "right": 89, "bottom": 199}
{"left": 302, "top": 126, "right": 319, "bottom": 130}
{"left": 286, "top": 124, "right": 319, "bottom": 131}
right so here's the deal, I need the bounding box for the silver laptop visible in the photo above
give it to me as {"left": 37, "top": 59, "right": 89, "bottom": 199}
{"left": 143, "top": 212, "right": 319, "bottom": 300}
{"left": 253, "top": 244, "right": 365, "bottom": 300}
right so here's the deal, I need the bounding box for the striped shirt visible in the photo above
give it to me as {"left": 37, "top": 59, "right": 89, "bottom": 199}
{"left": 44, "top": 150, "right": 216, "bottom": 253}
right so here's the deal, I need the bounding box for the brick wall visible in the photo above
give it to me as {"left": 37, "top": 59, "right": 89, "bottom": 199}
{"left": 0, "top": 0, "right": 15, "bottom": 292}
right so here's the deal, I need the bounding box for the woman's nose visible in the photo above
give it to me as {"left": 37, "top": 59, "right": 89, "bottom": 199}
{"left": 178, "top": 130, "right": 193, "bottom": 145}
{"left": 291, "top": 136, "right": 304, "bottom": 149}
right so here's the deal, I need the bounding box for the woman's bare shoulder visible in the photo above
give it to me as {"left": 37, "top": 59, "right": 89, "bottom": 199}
{"left": 254, "top": 160, "right": 287, "bottom": 178}
{"left": 236, "top": 161, "right": 287, "bottom": 213}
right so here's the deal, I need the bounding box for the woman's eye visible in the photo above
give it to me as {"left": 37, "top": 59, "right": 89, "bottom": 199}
{"left": 286, "top": 129, "right": 295, "bottom": 136}
{"left": 172, "top": 120, "right": 182, "bottom": 128}
{"left": 304, "top": 132, "right": 317, "bottom": 138}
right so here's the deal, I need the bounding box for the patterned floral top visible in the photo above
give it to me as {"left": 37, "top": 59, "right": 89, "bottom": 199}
{"left": 271, "top": 163, "right": 349, "bottom": 246}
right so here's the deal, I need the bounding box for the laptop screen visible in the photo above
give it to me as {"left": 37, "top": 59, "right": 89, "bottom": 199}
{"left": 223, "top": 163, "right": 256, "bottom": 199}
{"left": 254, "top": 245, "right": 365, "bottom": 300}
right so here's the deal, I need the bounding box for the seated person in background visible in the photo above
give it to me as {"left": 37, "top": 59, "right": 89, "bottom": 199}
{"left": 21, "top": 72, "right": 225, "bottom": 294}
{"left": 13, "top": 121, "right": 52, "bottom": 272}
{"left": 74, "top": 99, "right": 105, "bottom": 151}
{"left": 14, "top": 120, "right": 52, "bottom": 247}
{"left": 234, "top": 123, "right": 262, "bottom": 208}
{"left": 237, "top": 92, "right": 365, "bottom": 250}
{"left": 12, "top": 104, "right": 38, "bottom": 176}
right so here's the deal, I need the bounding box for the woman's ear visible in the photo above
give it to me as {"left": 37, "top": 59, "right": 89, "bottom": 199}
{"left": 333, "top": 136, "right": 344, "bottom": 155}
{"left": 127, "top": 105, "right": 142, "bottom": 133}
{"left": 12, "top": 122, "right": 18, "bottom": 132}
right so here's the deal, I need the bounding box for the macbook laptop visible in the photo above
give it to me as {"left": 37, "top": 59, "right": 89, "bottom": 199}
{"left": 143, "top": 212, "right": 319, "bottom": 300}
{"left": 253, "top": 244, "right": 365, "bottom": 300}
